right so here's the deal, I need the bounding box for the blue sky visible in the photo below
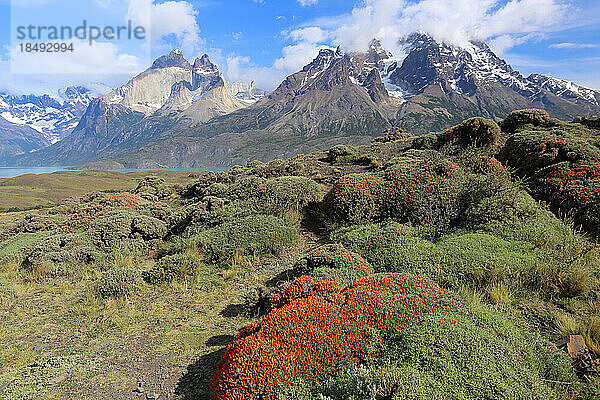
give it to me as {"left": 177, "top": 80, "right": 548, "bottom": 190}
{"left": 0, "top": 0, "right": 599, "bottom": 95}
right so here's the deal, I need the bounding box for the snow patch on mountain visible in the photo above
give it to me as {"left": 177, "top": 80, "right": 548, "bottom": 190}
{"left": 0, "top": 86, "right": 98, "bottom": 143}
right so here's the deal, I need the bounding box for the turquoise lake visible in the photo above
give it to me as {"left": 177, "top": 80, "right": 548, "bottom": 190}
{"left": 0, "top": 167, "right": 225, "bottom": 179}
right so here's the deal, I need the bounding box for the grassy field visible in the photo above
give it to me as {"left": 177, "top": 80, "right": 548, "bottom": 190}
{"left": 0, "top": 230, "right": 319, "bottom": 400}
{"left": 0, "top": 170, "right": 201, "bottom": 211}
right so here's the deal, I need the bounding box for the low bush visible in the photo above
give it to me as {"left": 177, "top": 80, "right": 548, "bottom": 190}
{"left": 323, "top": 173, "right": 386, "bottom": 224}
{"left": 180, "top": 171, "right": 236, "bottom": 198}
{"left": 499, "top": 131, "right": 600, "bottom": 174}
{"left": 0, "top": 213, "right": 59, "bottom": 241}
{"left": 225, "top": 176, "right": 266, "bottom": 200}
{"left": 169, "top": 197, "right": 229, "bottom": 236}
{"left": 96, "top": 268, "right": 143, "bottom": 298}
{"left": 21, "top": 232, "right": 101, "bottom": 270}
{"left": 463, "top": 186, "right": 539, "bottom": 230}
{"left": 412, "top": 118, "right": 500, "bottom": 152}
{"left": 498, "top": 129, "right": 600, "bottom": 237}
{"left": 331, "top": 222, "right": 434, "bottom": 275}
{"left": 327, "top": 145, "right": 358, "bottom": 163}
{"left": 500, "top": 109, "right": 558, "bottom": 133}
{"left": 332, "top": 222, "right": 595, "bottom": 298}
{"left": 89, "top": 209, "right": 167, "bottom": 252}
{"left": 257, "top": 176, "right": 322, "bottom": 220}
{"left": 325, "top": 154, "right": 468, "bottom": 235}
{"left": 536, "top": 162, "right": 600, "bottom": 236}
{"left": 143, "top": 252, "right": 202, "bottom": 284}
{"left": 437, "top": 117, "right": 501, "bottom": 150}
{"left": 291, "top": 244, "right": 374, "bottom": 285}
{"left": 210, "top": 273, "right": 463, "bottom": 399}
{"left": 192, "top": 215, "right": 298, "bottom": 264}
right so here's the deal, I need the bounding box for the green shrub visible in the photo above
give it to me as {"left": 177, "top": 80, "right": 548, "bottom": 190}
{"left": 464, "top": 187, "right": 539, "bottom": 229}
{"left": 90, "top": 209, "right": 167, "bottom": 252}
{"left": 332, "top": 221, "right": 593, "bottom": 297}
{"left": 327, "top": 145, "right": 357, "bottom": 163}
{"left": 143, "top": 253, "right": 202, "bottom": 284}
{"left": 412, "top": 132, "right": 438, "bottom": 149}
{"left": 134, "top": 176, "right": 174, "bottom": 198}
{"left": 292, "top": 244, "right": 374, "bottom": 285}
{"left": 225, "top": 176, "right": 266, "bottom": 200}
{"left": 21, "top": 232, "right": 101, "bottom": 270}
{"left": 0, "top": 213, "right": 59, "bottom": 241}
{"left": 500, "top": 109, "right": 558, "bottom": 133}
{"left": 180, "top": 171, "right": 236, "bottom": 198}
{"left": 437, "top": 117, "right": 501, "bottom": 150}
{"left": 411, "top": 118, "right": 500, "bottom": 152}
{"left": 257, "top": 176, "right": 322, "bottom": 219}
{"left": 331, "top": 222, "right": 435, "bottom": 275}
{"left": 170, "top": 197, "right": 229, "bottom": 236}
{"left": 203, "top": 183, "right": 229, "bottom": 198}
{"left": 191, "top": 215, "right": 298, "bottom": 264}
{"left": 96, "top": 268, "right": 143, "bottom": 298}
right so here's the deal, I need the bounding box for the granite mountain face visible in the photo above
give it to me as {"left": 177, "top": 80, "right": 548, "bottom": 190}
{"left": 3, "top": 34, "right": 599, "bottom": 167}
{"left": 3, "top": 51, "right": 264, "bottom": 166}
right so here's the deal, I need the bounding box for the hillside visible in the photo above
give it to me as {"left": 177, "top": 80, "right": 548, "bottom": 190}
{"left": 0, "top": 116, "right": 51, "bottom": 159}
{"left": 1, "top": 110, "right": 600, "bottom": 399}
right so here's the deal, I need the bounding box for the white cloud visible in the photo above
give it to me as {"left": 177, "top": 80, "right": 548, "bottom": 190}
{"left": 298, "top": 0, "right": 318, "bottom": 6}
{"left": 303, "top": 0, "right": 573, "bottom": 54}
{"left": 288, "top": 27, "right": 328, "bottom": 43}
{"left": 550, "top": 42, "right": 599, "bottom": 49}
{"left": 225, "top": 55, "right": 287, "bottom": 90}
{"left": 2, "top": 0, "right": 206, "bottom": 95}
{"left": 274, "top": 42, "right": 329, "bottom": 72}
{"left": 488, "top": 32, "right": 545, "bottom": 55}
{"left": 127, "top": 0, "right": 203, "bottom": 55}
{"left": 0, "top": 41, "right": 140, "bottom": 95}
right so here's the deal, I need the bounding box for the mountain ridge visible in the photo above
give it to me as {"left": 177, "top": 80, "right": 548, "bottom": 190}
{"left": 3, "top": 33, "right": 599, "bottom": 167}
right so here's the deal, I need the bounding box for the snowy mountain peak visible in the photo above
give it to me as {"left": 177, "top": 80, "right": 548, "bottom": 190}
{"left": 193, "top": 54, "right": 218, "bottom": 74}
{"left": 151, "top": 49, "right": 192, "bottom": 70}
{"left": 527, "top": 74, "right": 600, "bottom": 107}
{"left": 0, "top": 86, "right": 97, "bottom": 143}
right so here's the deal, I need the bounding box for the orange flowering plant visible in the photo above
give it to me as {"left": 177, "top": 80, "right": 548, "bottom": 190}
{"left": 210, "top": 273, "right": 463, "bottom": 399}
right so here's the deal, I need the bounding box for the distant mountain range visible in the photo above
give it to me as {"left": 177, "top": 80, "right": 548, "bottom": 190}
{"left": 0, "top": 86, "right": 103, "bottom": 144}
{"left": 1, "top": 33, "right": 599, "bottom": 168}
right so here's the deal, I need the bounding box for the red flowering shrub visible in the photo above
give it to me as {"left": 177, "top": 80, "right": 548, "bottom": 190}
{"left": 61, "top": 203, "right": 104, "bottom": 232}
{"left": 99, "top": 193, "right": 145, "bottom": 209}
{"left": 382, "top": 156, "right": 466, "bottom": 226}
{"left": 325, "top": 155, "right": 467, "bottom": 235}
{"left": 323, "top": 173, "right": 386, "bottom": 224}
{"left": 537, "top": 162, "right": 600, "bottom": 235}
{"left": 498, "top": 129, "right": 600, "bottom": 237}
{"left": 499, "top": 131, "right": 600, "bottom": 174}
{"left": 210, "top": 273, "right": 463, "bottom": 399}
